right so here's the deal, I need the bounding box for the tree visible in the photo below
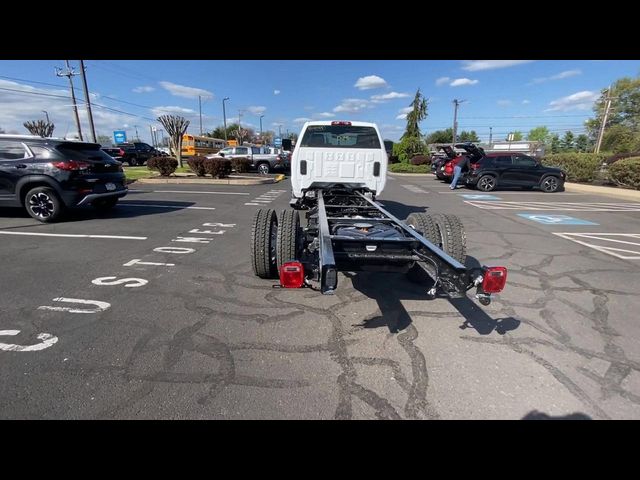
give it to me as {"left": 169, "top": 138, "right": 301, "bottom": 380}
{"left": 458, "top": 130, "right": 480, "bottom": 142}
{"left": 97, "top": 135, "right": 112, "bottom": 147}
{"left": 560, "top": 131, "right": 575, "bottom": 151}
{"left": 600, "top": 124, "right": 640, "bottom": 153}
{"left": 506, "top": 131, "right": 523, "bottom": 141}
{"left": 23, "top": 120, "right": 55, "bottom": 137}
{"left": 527, "top": 126, "right": 550, "bottom": 144}
{"left": 288, "top": 132, "right": 298, "bottom": 142}
{"left": 157, "top": 114, "right": 190, "bottom": 167}
{"left": 575, "top": 134, "right": 590, "bottom": 152}
{"left": 550, "top": 134, "right": 561, "bottom": 153}
{"left": 401, "top": 88, "right": 428, "bottom": 140}
{"left": 425, "top": 128, "right": 453, "bottom": 144}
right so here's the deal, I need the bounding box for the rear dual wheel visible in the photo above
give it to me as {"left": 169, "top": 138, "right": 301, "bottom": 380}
{"left": 250, "top": 208, "right": 302, "bottom": 279}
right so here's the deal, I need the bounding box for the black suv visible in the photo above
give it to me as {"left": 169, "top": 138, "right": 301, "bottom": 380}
{"left": 0, "top": 135, "right": 128, "bottom": 222}
{"left": 117, "top": 142, "right": 165, "bottom": 166}
{"left": 457, "top": 143, "right": 566, "bottom": 193}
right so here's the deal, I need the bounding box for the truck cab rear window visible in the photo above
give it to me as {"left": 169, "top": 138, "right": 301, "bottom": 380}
{"left": 300, "top": 126, "right": 381, "bottom": 149}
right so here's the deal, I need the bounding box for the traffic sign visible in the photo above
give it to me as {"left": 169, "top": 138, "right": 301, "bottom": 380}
{"left": 274, "top": 137, "right": 282, "bottom": 147}
{"left": 113, "top": 130, "right": 127, "bottom": 144}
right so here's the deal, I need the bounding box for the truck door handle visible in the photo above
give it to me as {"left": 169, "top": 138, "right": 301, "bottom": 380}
{"left": 15, "top": 164, "right": 27, "bottom": 169}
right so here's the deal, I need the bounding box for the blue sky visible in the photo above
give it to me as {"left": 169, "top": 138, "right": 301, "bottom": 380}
{"left": 1, "top": 60, "right": 639, "bottom": 143}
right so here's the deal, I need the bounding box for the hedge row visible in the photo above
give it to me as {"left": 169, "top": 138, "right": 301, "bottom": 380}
{"left": 388, "top": 163, "right": 430, "bottom": 174}
{"left": 409, "top": 155, "right": 431, "bottom": 166}
{"left": 185, "top": 156, "right": 232, "bottom": 178}
{"left": 147, "top": 156, "right": 178, "bottom": 176}
{"left": 608, "top": 157, "right": 640, "bottom": 189}
{"left": 540, "top": 153, "right": 607, "bottom": 183}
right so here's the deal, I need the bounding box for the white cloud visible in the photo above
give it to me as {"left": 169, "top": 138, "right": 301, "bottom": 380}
{"left": 398, "top": 106, "right": 413, "bottom": 114}
{"left": 293, "top": 117, "right": 312, "bottom": 124}
{"left": 522, "top": 99, "right": 531, "bottom": 104}
{"left": 545, "top": 90, "right": 599, "bottom": 112}
{"left": 354, "top": 75, "right": 388, "bottom": 90}
{"left": 461, "top": 60, "right": 533, "bottom": 71}
{"left": 530, "top": 69, "right": 582, "bottom": 85}
{"left": 132, "top": 86, "right": 155, "bottom": 93}
{"left": 370, "top": 91, "right": 410, "bottom": 103}
{"left": 450, "top": 78, "right": 479, "bottom": 87}
{"left": 396, "top": 114, "right": 407, "bottom": 120}
{"left": 313, "top": 112, "right": 334, "bottom": 119}
{"left": 152, "top": 106, "right": 197, "bottom": 117}
{"left": 333, "top": 98, "right": 371, "bottom": 113}
{"left": 247, "top": 106, "right": 267, "bottom": 115}
{"left": 497, "top": 100, "right": 513, "bottom": 107}
{"left": 273, "top": 89, "right": 281, "bottom": 95}
{"left": 159, "top": 81, "right": 213, "bottom": 99}
{"left": 435, "top": 76, "right": 450, "bottom": 86}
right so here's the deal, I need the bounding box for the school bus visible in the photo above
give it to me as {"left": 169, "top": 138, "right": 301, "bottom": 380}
{"left": 181, "top": 134, "right": 226, "bottom": 157}
{"left": 226, "top": 139, "right": 238, "bottom": 147}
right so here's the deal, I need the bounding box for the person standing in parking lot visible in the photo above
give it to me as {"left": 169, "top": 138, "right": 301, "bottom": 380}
{"left": 450, "top": 154, "right": 470, "bottom": 190}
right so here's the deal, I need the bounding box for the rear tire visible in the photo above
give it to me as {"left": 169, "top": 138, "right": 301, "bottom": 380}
{"left": 257, "top": 162, "right": 271, "bottom": 175}
{"left": 24, "top": 186, "right": 64, "bottom": 223}
{"left": 477, "top": 174, "right": 497, "bottom": 192}
{"left": 405, "top": 213, "right": 441, "bottom": 284}
{"left": 129, "top": 157, "right": 139, "bottom": 167}
{"left": 250, "top": 208, "right": 279, "bottom": 279}
{"left": 540, "top": 175, "right": 562, "bottom": 193}
{"left": 276, "top": 210, "right": 301, "bottom": 271}
{"left": 431, "top": 214, "right": 467, "bottom": 264}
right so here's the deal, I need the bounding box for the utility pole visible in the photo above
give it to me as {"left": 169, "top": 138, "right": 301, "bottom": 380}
{"left": 595, "top": 85, "right": 613, "bottom": 154}
{"left": 198, "top": 95, "right": 203, "bottom": 135}
{"left": 134, "top": 125, "right": 139, "bottom": 140}
{"left": 452, "top": 99, "right": 465, "bottom": 144}
{"left": 222, "top": 97, "right": 229, "bottom": 143}
{"left": 278, "top": 125, "right": 282, "bottom": 138}
{"left": 489, "top": 126, "right": 493, "bottom": 144}
{"left": 149, "top": 126, "right": 155, "bottom": 147}
{"left": 259, "top": 114, "right": 264, "bottom": 140}
{"left": 238, "top": 110, "right": 245, "bottom": 145}
{"left": 56, "top": 60, "right": 83, "bottom": 141}
{"left": 79, "top": 60, "right": 96, "bottom": 143}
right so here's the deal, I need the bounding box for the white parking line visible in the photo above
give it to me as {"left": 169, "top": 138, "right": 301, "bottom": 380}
{"left": 553, "top": 233, "right": 640, "bottom": 260}
{"left": 437, "top": 191, "right": 583, "bottom": 195}
{"left": 464, "top": 201, "right": 640, "bottom": 211}
{"left": 119, "top": 203, "right": 216, "bottom": 210}
{"left": 244, "top": 203, "right": 260, "bottom": 206}
{"left": 0, "top": 232, "right": 147, "bottom": 240}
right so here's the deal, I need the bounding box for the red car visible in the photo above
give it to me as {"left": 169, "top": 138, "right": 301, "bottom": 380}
{"left": 440, "top": 143, "right": 486, "bottom": 182}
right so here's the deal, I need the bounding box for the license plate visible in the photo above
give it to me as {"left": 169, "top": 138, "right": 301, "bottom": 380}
{"left": 105, "top": 182, "right": 116, "bottom": 191}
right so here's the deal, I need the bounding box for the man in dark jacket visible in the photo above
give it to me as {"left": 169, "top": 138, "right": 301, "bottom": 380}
{"left": 450, "top": 155, "right": 470, "bottom": 190}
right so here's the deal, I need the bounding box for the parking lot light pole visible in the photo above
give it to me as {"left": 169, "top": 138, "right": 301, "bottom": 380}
{"left": 222, "top": 97, "right": 229, "bottom": 143}
{"left": 260, "top": 114, "right": 264, "bottom": 142}
{"left": 42, "top": 110, "right": 50, "bottom": 123}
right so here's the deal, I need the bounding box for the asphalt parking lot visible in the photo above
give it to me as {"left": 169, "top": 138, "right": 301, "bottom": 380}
{"left": 1, "top": 175, "right": 639, "bottom": 419}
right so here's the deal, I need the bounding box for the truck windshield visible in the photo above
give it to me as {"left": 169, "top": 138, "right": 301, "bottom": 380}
{"left": 300, "top": 125, "right": 381, "bottom": 149}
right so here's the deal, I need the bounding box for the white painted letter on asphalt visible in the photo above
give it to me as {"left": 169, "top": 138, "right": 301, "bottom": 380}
{"left": 153, "top": 247, "right": 196, "bottom": 254}
{"left": 188, "top": 229, "right": 225, "bottom": 235}
{"left": 0, "top": 330, "right": 59, "bottom": 352}
{"left": 202, "top": 223, "right": 236, "bottom": 228}
{"left": 172, "top": 237, "right": 211, "bottom": 244}
{"left": 38, "top": 297, "right": 111, "bottom": 314}
{"left": 92, "top": 276, "right": 149, "bottom": 288}
{"left": 123, "top": 259, "right": 175, "bottom": 267}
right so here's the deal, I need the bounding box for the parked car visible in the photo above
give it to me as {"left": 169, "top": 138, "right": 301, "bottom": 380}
{"left": 461, "top": 146, "right": 566, "bottom": 192}
{"left": 116, "top": 142, "right": 165, "bottom": 166}
{"left": 211, "top": 146, "right": 285, "bottom": 175}
{"left": 432, "top": 145, "right": 459, "bottom": 180}
{"left": 102, "top": 146, "right": 125, "bottom": 162}
{"left": 0, "top": 135, "right": 128, "bottom": 222}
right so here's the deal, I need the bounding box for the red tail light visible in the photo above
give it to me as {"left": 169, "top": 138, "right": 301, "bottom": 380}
{"left": 331, "top": 121, "right": 352, "bottom": 126}
{"left": 279, "top": 261, "right": 305, "bottom": 288}
{"left": 118, "top": 149, "right": 125, "bottom": 156}
{"left": 482, "top": 267, "right": 508, "bottom": 293}
{"left": 51, "top": 161, "right": 91, "bottom": 171}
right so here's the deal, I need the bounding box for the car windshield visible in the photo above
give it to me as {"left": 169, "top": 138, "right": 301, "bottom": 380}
{"left": 300, "top": 125, "right": 381, "bottom": 148}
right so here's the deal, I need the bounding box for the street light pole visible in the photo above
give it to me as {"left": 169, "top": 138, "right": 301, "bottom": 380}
{"left": 56, "top": 60, "right": 83, "bottom": 141}
{"left": 222, "top": 97, "right": 229, "bottom": 143}
{"left": 79, "top": 60, "right": 97, "bottom": 143}
{"left": 42, "top": 110, "right": 50, "bottom": 123}
{"left": 198, "top": 95, "right": 203, "bottom": 135}
{"left": 259, "top": 114, "right": 264, "bottom": 141}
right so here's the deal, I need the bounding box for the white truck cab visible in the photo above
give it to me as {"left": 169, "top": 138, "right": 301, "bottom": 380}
{"left": 290, "top": 121, "right": 387, "bottom": 198}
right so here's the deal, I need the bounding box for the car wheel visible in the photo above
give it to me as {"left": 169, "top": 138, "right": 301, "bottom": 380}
{"left": 92, "top": 197, "right": 118, "bottom": 210}
{"left": 540, "top": 176, "right": 561, "bottom": 193}
{"left": 477, "top": 175, "right": 497, "bottom": 192}
{"left": 250, "top": 208, "right": 279, "bottom": 279}
{"left": 257, "top": 163, "right": 271, "bottom": 175}
{"left": 129, "top": 157, "right": 138, "bottom": 167}
{"left": 25, "top": 186, "right": 64, "bottom": 223}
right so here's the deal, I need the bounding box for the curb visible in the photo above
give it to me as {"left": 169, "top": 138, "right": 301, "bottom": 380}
{"left": 134, "top": 176, "right": 280, "bottom": 186}
{"left": 565, "top": 182, "right": 640, "bottom": 201}
{"left": 388, "top": 172, "right": 433, "bottom": 177}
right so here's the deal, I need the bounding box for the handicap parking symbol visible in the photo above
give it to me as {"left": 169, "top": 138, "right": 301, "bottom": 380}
{"left": 517, "top": 213, "right": 599, "bottom": 225}
{"left": 460, "top": 194, "right": 501, "bottom": 200}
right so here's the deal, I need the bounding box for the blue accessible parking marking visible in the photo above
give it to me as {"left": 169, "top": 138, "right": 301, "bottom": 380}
{"left": 460, "top": 194, "right": 501, "bottom": 200}
{"left": 517, "top": 214, "right": 599, "bottom": 225}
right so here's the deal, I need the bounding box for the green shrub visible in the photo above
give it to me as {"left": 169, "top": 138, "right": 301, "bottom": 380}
{"left": 541, "top": 153, "right": 606, "bottom": 183}
{"left": 603, "top": 151, "right": 640, "bottom": 165}
{"left": 388, "top": 155, "right": 400, "bottom": 164}
{"left": 186, "top": 156, "right": 207, "bottom": 176}
{"left": 392, "top": 136, "right": 427, "bottom": 163}
{"left": 230, "top": 156, "right": 250, "bottom": 173}
{"left": 203, "top": 158, "right": 232, "bottom": 178}
{"left": 410, "top": 155, "right": 430, "bottom": 166}
{"left": 608, "top": 157, "right": 640, "bottom": 189}
{"left": 147, "top": 156, "right": 178, "bottom": 176}
{"left": 388, "top": 163, "right": 430, "bottom": 174}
